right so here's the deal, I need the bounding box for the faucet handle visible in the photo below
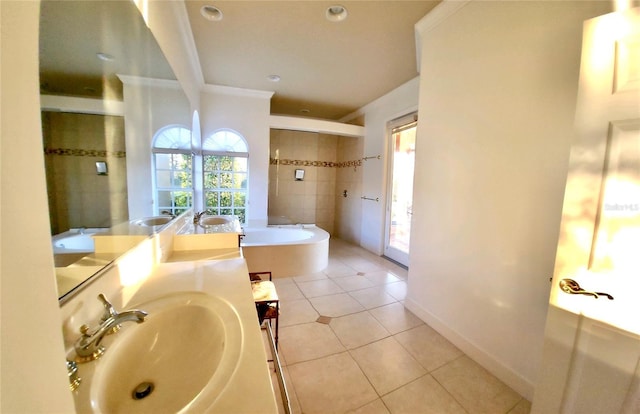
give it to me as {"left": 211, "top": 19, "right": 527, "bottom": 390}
{"left": 66, "top": 359, "right": 81, "bottom": 391}
{"left": 97, "top": 294, "right": 121, "bottom": 334}
{"left": 98, "top": 294, "right": 117, "bottom": 317}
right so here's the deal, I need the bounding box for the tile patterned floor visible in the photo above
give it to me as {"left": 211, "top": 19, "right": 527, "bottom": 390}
{"left": 268, "top": 238, "right": 531, "bottom": 414}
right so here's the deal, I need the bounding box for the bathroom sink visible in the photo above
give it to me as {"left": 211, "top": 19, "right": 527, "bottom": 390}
{"left": 200, "top": 216, "right": 230, "bottom": 226}
{"left": 198, "top": 215, "right": 241, "bottom": 233}
{"left": 89, "top": 292, "right": 243, "bottom": 413}
{"left": 131, "top": 216, "right": 174, "bottom": 227}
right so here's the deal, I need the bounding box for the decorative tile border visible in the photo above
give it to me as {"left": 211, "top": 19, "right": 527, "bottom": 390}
{"left": 270, "top": 157, "right": 362, "bottom": 169}
{"left": 44, "top": 148, "right": 126, "bottom": 158}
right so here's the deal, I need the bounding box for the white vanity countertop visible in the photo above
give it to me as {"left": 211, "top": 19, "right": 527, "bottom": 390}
{"left": 126, "top": 259, "right": 278, "bottom": 414}
{"left": 71, "top": 258, "right": 278, "bottom": 414}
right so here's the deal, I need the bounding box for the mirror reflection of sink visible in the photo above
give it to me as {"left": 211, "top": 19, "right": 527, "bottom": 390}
{"left": 131, "top": 216, "right": 174, "bottom": 227}
{"left": 198, "top": 215, "right": 241, "bottom": 233}
{"left": 199, "top": 216, "right": 231, "bottom": 226}
{"left": 88, "top": 292, "right": 243, "bottom": 413}
{"left": 200, "top": 216, "right": 230, "bottom": 226}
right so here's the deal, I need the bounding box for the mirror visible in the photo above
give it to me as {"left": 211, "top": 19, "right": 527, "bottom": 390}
{"left": 39, "top": 0, "right": 179, "bottom": 300}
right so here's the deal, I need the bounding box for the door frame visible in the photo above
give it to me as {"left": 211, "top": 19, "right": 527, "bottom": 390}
{"left": 383, "top": 111, "right": 418, "bottom": 267}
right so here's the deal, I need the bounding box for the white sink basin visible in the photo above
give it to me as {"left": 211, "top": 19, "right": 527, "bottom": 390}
{"left": 131, "top": 216, "right": 174, "bottom": 227}
{"left": 88, "top": 292, "right": 243, "bottom": 413}
{"left": 200, "top": 216, "right": 231, "bottom": 226}
{"left": 198, "top": 215, "right": 241, "bottom": 233}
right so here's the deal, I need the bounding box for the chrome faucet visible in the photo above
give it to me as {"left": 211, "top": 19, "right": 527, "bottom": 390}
{"left": 193, "top": 211, "right": 205, "bottom": 224}
{"left": 74, "top": 294, "right": 147, "bottom": 362}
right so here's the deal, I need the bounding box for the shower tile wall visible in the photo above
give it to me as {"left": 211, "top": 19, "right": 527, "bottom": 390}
{"left": 269, "top": 130, "right": 337, "bottom": 233}
{"left": 42, "top": 112, "right": 127, "bottom": 235}
{"left": 335, "top": 136, "right": 364, "bottom": 244}
{"left": 269, "top": 129, "right": 363, "bottom": 238}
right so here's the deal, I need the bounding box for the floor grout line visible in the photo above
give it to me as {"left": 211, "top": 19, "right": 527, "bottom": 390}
{"left": 274, "top": 238, "right": 529, "bottom": 414}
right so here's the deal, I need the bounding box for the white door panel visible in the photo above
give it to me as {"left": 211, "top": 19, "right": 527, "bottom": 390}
{"left": 533, "top": 8, "right": 640, "bottom": 413}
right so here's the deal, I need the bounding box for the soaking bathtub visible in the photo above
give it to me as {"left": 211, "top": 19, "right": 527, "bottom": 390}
{"left": 241, "top": 225, "right": 329, "bottom": 278}
{"left": 52, "top": 228, "right": 108, "bottom": 254}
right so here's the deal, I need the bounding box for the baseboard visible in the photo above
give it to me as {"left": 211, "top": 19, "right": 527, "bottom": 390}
{"left": 404, "top": 297, "right": 535, "bottom": 401}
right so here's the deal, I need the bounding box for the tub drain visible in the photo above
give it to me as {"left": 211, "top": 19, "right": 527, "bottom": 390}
{"left": 132, "top": 382, "right": 154, "bottom": 400}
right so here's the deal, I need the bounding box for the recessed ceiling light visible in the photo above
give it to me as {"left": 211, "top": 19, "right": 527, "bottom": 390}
{"left": 267, "top": 74, "right": 281, "bottom": 82}
{"left": 201, "top": 5, "right": 223, "bottom": 21}
{"left": 96, "top": 52, "right": 114, "bottom": 62}
{"left": 326, "top": 5, "right": 347, "bottom": 22}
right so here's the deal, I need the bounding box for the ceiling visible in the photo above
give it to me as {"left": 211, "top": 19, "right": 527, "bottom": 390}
{"left": 39, "top": 0, "right": 175, "bottom": 101}
{"left": 185, "top": 1, "right": 440, "bottom": 120}
{"left": 39, "top": 1, "right": 440, "bottom": 121}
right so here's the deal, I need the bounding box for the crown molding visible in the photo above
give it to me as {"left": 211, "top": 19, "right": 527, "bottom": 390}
{"left": 40, "top": 95, "right": 124, "bottom": 116}
{"left": 414, "top": 0, "right": 472, "bottom": 73}
{"left": 117, "top": 75, "right": 182, "bottom": 89}
{"left": 270, "top": 115, "right": 364, "bottom": 138}
{"left": 202, "top": 84, "right": 275, "bottom": 99}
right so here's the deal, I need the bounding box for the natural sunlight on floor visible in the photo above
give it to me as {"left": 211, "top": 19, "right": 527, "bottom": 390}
{"left": 262, "top": 238, "right": 531, "bottom": 414}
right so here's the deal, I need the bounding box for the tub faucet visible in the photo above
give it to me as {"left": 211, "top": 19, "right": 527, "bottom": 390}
{"left": 74, "top": 294, "right": 147, "bottom": 362}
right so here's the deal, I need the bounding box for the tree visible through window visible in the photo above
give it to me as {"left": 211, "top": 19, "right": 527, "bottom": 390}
{"left": 152, "top": 125, "right": 193, "bottom": 216}
{"left": 203, "top": 130, "right": 248, "bottom": 223}
{"left": 151, "top": 127, "right": 249, "bottom": 222}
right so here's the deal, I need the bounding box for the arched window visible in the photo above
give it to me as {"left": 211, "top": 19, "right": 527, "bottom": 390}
{"left": 202, "top": 129, "right": 248, "bottom": 223}
{"left": 152, "top": 125, "right": 193, "bottom": 215}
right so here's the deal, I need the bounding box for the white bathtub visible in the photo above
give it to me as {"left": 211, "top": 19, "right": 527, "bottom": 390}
{"left": 52, "top": 228, "right": 108, "bottom": 254}
{"left": 241, "top": 225, "right": 329, "bottom": 278}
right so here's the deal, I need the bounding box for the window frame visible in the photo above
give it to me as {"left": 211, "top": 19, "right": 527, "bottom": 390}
{"left": 202, "top": 129, "right": 249, "bottom": 223}
{"left": 151, "top": 125, "right": 194, "bottom": 216}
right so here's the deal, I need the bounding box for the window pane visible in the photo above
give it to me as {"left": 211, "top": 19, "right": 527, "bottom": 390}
{"left": 233, "top": 173, "right": 247, "bottom": 189}
{"left": 220, "top": 173, "right": 233, "bottom": 189}
{"left": 203, "top": 130, "right": 248, "bottom": 152}
{"left": 153, "top": 126, "right": 191, "bottom": 150}
{"left": 156, "top": 171, "right": 171, "bottom": 187}
{"left": 220, "top": 192, "right": 232, "bottom": 207}
{"left": 220, "top": 156, "right": 233, "bottom": 171}
{"left": 173, "top": 171, "right": 192, "bottom": 188}
{"left": 157, "top": 191, "right": 172, "bottom": 206}
{"left": 173, "top": 191, "right": 192, "bottom": 207}
{"left": 233, "top": 192, "right": 246, "bottom": 207}
{"left": 199, "top": 153, "right": 248, "bottom": 224}
{"left": 204, "top": 155, "right": 218, "bottom": 171}
{"left": 155, "top": 153, "right": 171, "bottom": 169}
{"left": 205, "top": 191, "right": 219, "bottom": 208}
{"left": 204, "top": 172, "right": 218, "bottom": 188}
{"left": 172, "top": 154, "right": 192, "bottom": 171}
{"left": 220, "top": 208, "right": 233, "bottom": 216}
{"left": 234, "top": 157, "right": 247, "bottom": 172}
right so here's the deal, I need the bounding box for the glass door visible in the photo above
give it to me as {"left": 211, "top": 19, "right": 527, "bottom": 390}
{"left": 384, "top": 113, "right": 417, "bottom": 266}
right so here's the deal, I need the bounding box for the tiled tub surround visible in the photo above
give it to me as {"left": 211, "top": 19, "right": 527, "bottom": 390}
{"left": 42, "top": 112, "right": 128, "bottom": 234}
{"left": 268, "top": 129, "right": 364, "bottom": 234}
{"left": 271, "top": 238, "right": 532, "bottom": 414}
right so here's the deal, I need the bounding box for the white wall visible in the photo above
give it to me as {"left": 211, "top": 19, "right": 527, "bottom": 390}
{"left": 200, "top": 85, "right": 273, "bottom": 227}
{"left": 121, "top": 78, "right": 191, "bottom": 219}
{"left": 0, "top": 1, "right": 75, "bottom": 411}
{"left": 406, "top": 0, "right": 612, "bottom": 399}
{"left": 344, "top": 78, "right": 419, "bottom": 255}
{"left": 343, "top": 77, "right": 420, "bottom": 254}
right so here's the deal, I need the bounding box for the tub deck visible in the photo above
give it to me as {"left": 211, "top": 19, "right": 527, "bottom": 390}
{"left": 241, "top": 225, "right": 329, "bottom": 278}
